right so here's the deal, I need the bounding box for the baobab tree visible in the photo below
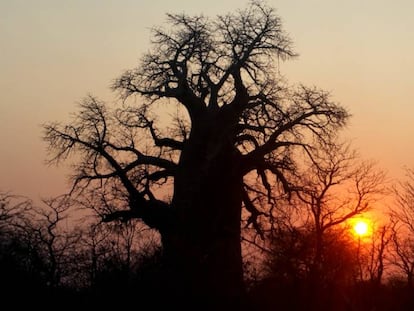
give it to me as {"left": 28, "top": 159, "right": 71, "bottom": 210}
{"left": 43, "top": 1, "right": 348, "bottom": 307}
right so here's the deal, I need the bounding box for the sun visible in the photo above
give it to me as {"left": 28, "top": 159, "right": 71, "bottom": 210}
{"left": 354, "top": 221, "right": 368, "bottom": 236}
{"left": 351, "top": 218, "right": 372, "bottom": 237}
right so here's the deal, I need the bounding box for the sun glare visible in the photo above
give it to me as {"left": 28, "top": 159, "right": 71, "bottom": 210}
{"left": 352, "top": 218, "right": 372, "bottom": 237}
{"left": 354, "top": 221, "right": 368, "bottom": 236}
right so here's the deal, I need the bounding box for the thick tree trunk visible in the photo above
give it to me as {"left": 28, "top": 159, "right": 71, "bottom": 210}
{"left": 159, "top": 116, "right": 245, "bottom": 308}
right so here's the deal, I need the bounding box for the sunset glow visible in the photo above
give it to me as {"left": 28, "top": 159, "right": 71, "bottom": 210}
{"left": 2, "top": 1, "right": 414, "bottom": 309}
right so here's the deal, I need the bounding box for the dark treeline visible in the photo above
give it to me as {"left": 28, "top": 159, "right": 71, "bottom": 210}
{"left": 0, "top": 193, "right": 163, "bottom": 308}
{"left": 2, "top": 171, "right": 414, "bottom": 311}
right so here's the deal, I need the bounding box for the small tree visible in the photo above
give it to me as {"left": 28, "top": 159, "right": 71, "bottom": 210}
{"left": 19, "top": 196, "right": 83, "bottom": 288}
{"left": 0, "top": 192, "right": 39, "bottom": 294}
{"left": 363, "top": 223, "right": 393, "bottom": 285}
{"left": 390, "top": 230, "right": 414, "bottom": 289}
{"left": 390, "top": 167, "right": 414, "bottom": 288}
{"left": 77, "top": 219, "right": 159, "bottom": 295}
{"left": 251, "top": 141, "right": 385, "bottom": 310}
{"left": 0, "top": 192, "right": 31, "bottom": 235}
{"left": 293, "top": 142, "right": 386, "bottom": 281}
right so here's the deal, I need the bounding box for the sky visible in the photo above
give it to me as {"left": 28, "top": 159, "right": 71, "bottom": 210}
{"left": 1, "top": 0, "right": 413, "bottom": 201}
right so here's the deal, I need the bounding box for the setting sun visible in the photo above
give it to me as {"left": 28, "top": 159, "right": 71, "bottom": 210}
{"left": 354, "top": 221, "right": 368, "bottom": 236}
{"left": 351, "top": 218, "right": 372, "bottom": 237}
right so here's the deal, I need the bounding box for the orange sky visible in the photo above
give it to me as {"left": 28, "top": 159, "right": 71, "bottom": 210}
{"left": 1, "top": 0, "right": 413, "bottom": 201}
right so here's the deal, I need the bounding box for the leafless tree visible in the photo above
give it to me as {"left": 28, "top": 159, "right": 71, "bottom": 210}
{"left": 389, "top": 169, "right": 414, "bottom": 288}
{"left": 363, "top": 223, "right": 393, "bottom": 285}
{"left": 293, "top": 142, "right": 386, "bottom": 276}
{"left": 251, "top": 141, "right": 386, "bottom": 310}
{"left": 13, "top": 196, "right": 83, "bottom": 287}
{"left": 0, "top": 193, "right": 84, "bottom": 290}
{"left": 43, "top": 1, "right": 348, "bottom": 304}
{"left": 0, "top": 192, "right": 31, "bottom": 235}
{"left": 392, "top": 167, "right": 414, "bottom": 231}
{"left": 76, "top": 219, "right": 158, "bottom": 289}
{"left": 390, "top": 228, "right": 414, "bottom": 289}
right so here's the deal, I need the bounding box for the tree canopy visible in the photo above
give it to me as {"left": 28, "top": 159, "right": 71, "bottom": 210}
{"left": 44, "top": 1, "right": 348, "bottom": 231}
{"left": 43, "top": 1, "right": 349, "bottom": 306}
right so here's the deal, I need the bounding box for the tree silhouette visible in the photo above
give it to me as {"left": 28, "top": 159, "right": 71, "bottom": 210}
{"left": 293, "top": 142, "right": 386, "bottom": 310}
{"left": 0, "top": 193, "right": 39, "bottom": 296}
{"left": 390, "top": 167, "right": 414, "bottom": 289}
{"left": 43, "top": 1, "right": 348, "bottom": 306}
{"left": 294, "top": 142, "right": 385, "bottom": 277}
{"left": 361, "top": 223, "right": 392, "bottom": 286}
{"left": 390, "top": 229, "right": 414, "bottom": 289}
{"left": 9, "top": 196, "right": 83, "bottom": 288}
{"left": 250, "top": 226, "right": 359, "bottom": 311}
{"left": 244, "top": 141, "right": 385, "bottom": 310}
{"left": 0, "top": 192, "right": 31, "bottom": 234}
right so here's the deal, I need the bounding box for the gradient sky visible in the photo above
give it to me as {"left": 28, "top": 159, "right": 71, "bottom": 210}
{"left": 1, "top": 0, "right": 413, "bottom": 200}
